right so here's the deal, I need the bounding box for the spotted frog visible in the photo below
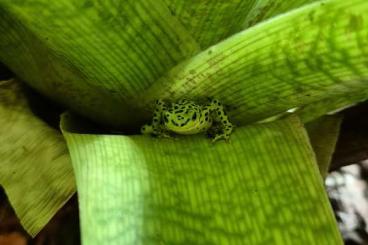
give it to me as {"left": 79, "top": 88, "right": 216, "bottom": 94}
{"left": 141, "top": 99, "right": 233, "bottom": 142}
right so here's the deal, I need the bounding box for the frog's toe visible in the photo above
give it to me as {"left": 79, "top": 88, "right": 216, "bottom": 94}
{"left": 141, "top": 125, "right": 153, "bottom": 134}
{"left": 211, "top": 134, "right": 229, "bottom": 143}
{"left": 158, "top": 132, "right": 172, "bottom": 138}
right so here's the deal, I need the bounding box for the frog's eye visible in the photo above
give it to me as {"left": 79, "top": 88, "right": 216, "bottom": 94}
{"left": 192, "top": 113, "right": 197, "bottom": 120}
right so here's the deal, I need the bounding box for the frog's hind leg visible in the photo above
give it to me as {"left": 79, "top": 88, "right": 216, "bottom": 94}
{"left": 207, "top": 99, "right": 233, "bottom": 142}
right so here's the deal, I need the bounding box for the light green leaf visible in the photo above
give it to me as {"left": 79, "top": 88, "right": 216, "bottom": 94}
{"left": 0, "top": 79, "right": 75, "bottom": 236}
{"left": 62, "top": 114, "right": 342, "bottom": 245}
{"left": 306, "top": 115, "right": 343, "bottom": 178}
{"left": 0, "top": 0, "right": 199, "bottom": 128}
{"left": 139, "top": 0, "right": 368, "bottom": 126}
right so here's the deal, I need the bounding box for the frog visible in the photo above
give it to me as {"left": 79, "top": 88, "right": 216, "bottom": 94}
{"left": 141, "top": 98, "right": 233, "bottom": 142}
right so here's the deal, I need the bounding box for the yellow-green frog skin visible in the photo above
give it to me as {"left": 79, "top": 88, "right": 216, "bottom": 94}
{"left": 141, "top": 99, "right": 233, "bottom": 142}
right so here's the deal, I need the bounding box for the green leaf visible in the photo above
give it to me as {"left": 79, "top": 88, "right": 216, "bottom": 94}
{"left": 62, "top": 114, "right": 342, "bottom": 245}
{"left": 162, "top": 0, "right": 321, "bottom": 49}
{"left": 306, "top": 115, "right": 343, "bottom": 178}
{"left": 0, "top": 79, "right": 75, "bottom": 236}
{"left": 243, "top": 0, "right": 318, "bottom": 28}
{"left": 162, "top": 0, "right": 257, "bottom": 48}
{"left": 0, "top": 0, "right": 199, "bottom": 128}
{"left": 298, "top": 91, "right": 368, "bottom": 123}
{"left": 139, "top": 0, "right": 368, "bottom": 126}
{"left": 1, "top": 0, "right": 367, "bottom": 128}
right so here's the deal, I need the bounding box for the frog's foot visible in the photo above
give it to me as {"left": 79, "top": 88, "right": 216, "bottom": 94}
{"left": 141, "top": 124, "right": 173, "bottom": 138}
{"left": 156, "top": 131, "right": 173, "bottom": 139}
{"left": 211, "top": 133, "right": 231, "bottom": 143}
{"left": 141, "top": 124, "right": 153, "bottom": 134}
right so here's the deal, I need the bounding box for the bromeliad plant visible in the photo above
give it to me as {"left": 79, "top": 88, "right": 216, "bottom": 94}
{"left": 0, "top": 0, "right": 367, "bottom": 244}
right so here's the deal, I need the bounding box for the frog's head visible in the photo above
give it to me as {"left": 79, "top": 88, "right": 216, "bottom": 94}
{"left": 163, "top": 109, "right": 199, "bottom": 133}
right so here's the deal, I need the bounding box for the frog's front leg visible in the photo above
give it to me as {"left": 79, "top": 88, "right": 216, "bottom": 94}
{"left": 206, "top": 99, "right": 233, "bottom": 142}
{"left": 141, "top": 99, "right": 170, "bottom": 137}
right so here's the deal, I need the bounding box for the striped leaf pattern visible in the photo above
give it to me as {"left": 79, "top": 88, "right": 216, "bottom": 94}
{"left": 62, "top": 114, "right": 342, "bottom": 245}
